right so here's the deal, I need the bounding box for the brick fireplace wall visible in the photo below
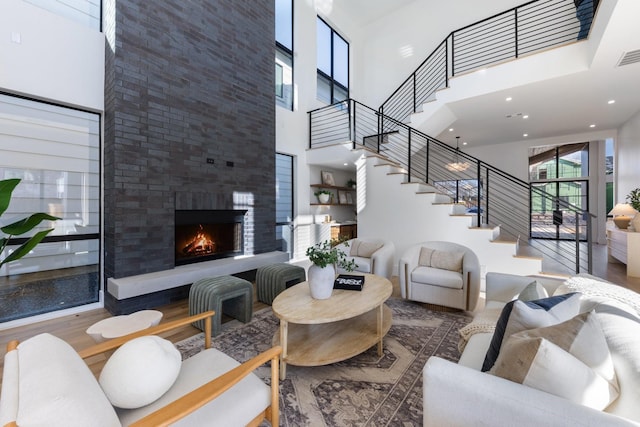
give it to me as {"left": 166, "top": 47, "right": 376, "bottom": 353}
{"left": 103, "top": 0, "right": 276, "bottom": 283}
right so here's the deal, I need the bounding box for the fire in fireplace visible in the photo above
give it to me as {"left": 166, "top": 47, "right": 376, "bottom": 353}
{"left": 175, "top": 210, "right": 247, "bottom": 266}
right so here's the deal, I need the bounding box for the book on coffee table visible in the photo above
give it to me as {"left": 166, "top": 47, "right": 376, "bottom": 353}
{"left": 334, "top": 274, "right": 365, "bottom": 291}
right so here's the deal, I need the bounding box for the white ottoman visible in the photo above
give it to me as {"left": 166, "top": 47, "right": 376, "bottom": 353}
{"left": 86, "top": 310, "right": 163, "bottom": 342}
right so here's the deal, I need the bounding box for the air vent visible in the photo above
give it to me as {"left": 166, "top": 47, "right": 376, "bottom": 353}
{"left": 617, "top": 49, "right": 640, "bottom": 67}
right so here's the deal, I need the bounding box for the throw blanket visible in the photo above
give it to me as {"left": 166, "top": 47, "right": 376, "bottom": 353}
{"left": 458, "top": 307, "right": 502, "bottom": 353}
{"left": 558, "top": 274, "right": 640, "bottom": 317}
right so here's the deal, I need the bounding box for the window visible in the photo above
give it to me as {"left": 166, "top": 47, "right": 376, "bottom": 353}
{"left": 317, "top": 17, "right": 349, "bottom": 104}
{"left": 0, "top": 93, "right": 100, "bottom": 322}
{"left": 605, "top": 138, "right": 614, "bottom": 216}
{"left": 275, "top": 153, "right": 294, "bottom": 258}
{"left": 529, "top": 142, "right": 589, "bottom": 240}
{"left": 275, "top": 0, "right": 293, "bottom": 110}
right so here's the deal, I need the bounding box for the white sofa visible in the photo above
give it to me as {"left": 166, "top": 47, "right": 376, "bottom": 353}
{"left": 423, "top": 272, "right": 640, "bottom": 426}
{"left": 0, "top": 312, "right": 281, "bottom": 427}
{"left": 335, "top": 237, "right": 395, "bottom": 279}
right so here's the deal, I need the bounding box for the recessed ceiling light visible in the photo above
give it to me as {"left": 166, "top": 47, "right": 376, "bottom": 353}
{"left": 506, "top": 97, "right": 512, "bottom": 101}
{"left": 608, "top": 100, "right": 615, "bottom": 104}
{"left": 590, "top": 124, "right": 596, "bottom": 128}
{"left": 523, "top": 133, "right": 528, "bottom": 137}
{"left": 343, "top": 163, "right": 348, "bottom": 166}
{"left": 463, "top": 142, "right": 468, "bottom": 146}
{"left": 449, "top": 128, "right": 454, "bottom": 132}
{"left": 523, "top": 115, "right": 529, "bottom": 119}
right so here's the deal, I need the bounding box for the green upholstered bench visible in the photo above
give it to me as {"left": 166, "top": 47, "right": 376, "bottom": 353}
{"left": 189, "top": 275, "right": 253, "bottom": 335}
{"left": 256, "top": 263, "right": 306, "bottom": 305}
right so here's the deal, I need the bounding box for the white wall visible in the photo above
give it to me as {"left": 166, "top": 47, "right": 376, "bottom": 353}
{"left": 352, "top": 0, "right": 526, "bottom": 107}
{"left": 616, "top": 110, "right": 640, "bottom": 203}
{"left": 275, "top": 0, "right": 360, "bottom": 258}
{"left": 0, "top": 0, "right": 104, "bottom": 111}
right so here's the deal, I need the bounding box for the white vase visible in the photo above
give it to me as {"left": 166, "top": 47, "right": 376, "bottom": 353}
{"left": 308, "top": 264, "right": 335, "bottom": 299}
{"left": 318, "top": 193, "right": 330, "bottom": 204}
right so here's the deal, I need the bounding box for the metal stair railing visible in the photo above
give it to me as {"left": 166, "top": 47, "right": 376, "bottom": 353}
{"left": 308, "top": 99, "right": 594, "bottom": 275}
{"left": 379, "top": 0, "right": 597, "bottom": 123}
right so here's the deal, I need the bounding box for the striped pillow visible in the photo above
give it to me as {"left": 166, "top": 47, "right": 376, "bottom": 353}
{"left": 482, "top": 292, "right": 581, "bottom": 372}
{"left": 490, "top": 311, "right": 619, "bottom": 410}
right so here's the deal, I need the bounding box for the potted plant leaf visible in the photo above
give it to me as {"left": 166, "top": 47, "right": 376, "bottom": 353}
{"left": 305, "top": 238, "right": 356, "bottom": 299}
{"left": 0, "top": 178, "right": 60, "bottom": 270}
{"left": 626, "top": 187, "right": 640, "bottom": 231}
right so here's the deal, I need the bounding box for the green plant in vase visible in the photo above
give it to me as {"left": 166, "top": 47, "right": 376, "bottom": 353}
{"left": 314, "top": 189, "right": 332, "bottom": 204}
{"left": 626, "top": 188, "right": 640, "bottom": 211}
{"left": 626, "top": 187, "right": 640, "bottom": 231}
{"left": 305, "top": 238, "right": 356, "bottom": 299}
{"left": 0, "top": 178, "right": 60, "bottom": 270}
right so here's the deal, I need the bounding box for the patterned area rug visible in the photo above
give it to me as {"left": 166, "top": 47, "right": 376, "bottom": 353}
{"left": 175, "top": 298, "right": 472, "bottom": 426}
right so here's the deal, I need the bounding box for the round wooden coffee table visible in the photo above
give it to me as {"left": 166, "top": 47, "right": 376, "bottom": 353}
{"left": 272, "top": 273, "right": 392, "bottom": 379}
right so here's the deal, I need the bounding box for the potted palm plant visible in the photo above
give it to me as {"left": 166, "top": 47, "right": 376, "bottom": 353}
{"left": 305, "top": 239, "right": 356, "bottom": 299}
{"left": 627, "top": 188, "right": 640, "bottom": 231}
{"left": 0, "top": 178, "right": 59, "bottom": 270}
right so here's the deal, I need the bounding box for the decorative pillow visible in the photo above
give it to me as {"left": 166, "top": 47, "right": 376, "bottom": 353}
{"left": 591, "top": 301, "right": 640, "bottom": 419}
{"left": 356, "top": 241, "right": 383, "bottom": 258}
{"left": 490, "top": 311, "right": 619, "bottom": 410}
{"left": 517, "top": 280, "right": 549, "bottom": 302}
{"left": 481, "top": 292, "right": 581, "bottom": 372}
{"left": 99, "top": 336, "right": 181, "bottom": 409}
{"left": 349, "top": 239, "right": 361, "bottom": 257}
{"left": 431, "top": 250, "right": 464, "bottom": 272}
{"left": 418, "top": 247, "right": 434, "bottom": 267}
{"left": 418, "top": 247, "right": 464, "bottom": 272}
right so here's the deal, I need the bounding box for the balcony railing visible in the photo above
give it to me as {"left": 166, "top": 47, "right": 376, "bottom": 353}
{"left": 309, "top": 99, "right": 594, "bottom": 275}
{"left": 380, "top": 0, "right": 597, "bottom": 123}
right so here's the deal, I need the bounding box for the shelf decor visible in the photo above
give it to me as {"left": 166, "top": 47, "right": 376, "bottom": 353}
{"left": 321, "top": 171, "right": 335, "bottom": 186}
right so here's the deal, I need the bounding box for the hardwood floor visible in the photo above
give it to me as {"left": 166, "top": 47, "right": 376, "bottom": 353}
{"left": 0, "top": 254, "right": 637, "bottom": 386}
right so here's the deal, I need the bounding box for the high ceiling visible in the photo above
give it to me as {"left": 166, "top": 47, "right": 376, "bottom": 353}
{"left": 331, "top": 0, "right": 640, "bottom": 150}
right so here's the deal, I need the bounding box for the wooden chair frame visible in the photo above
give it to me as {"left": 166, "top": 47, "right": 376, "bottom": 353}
{"left": 4, "top": 311, "right": 281, "bottom": 427}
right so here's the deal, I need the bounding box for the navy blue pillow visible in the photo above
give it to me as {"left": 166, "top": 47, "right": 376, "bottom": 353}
{"left": 481, "top": 292, "right": 580, "bottom": 372}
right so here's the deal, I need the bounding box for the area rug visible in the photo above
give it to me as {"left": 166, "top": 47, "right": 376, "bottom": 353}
{"left": 175, "top": 298, "right": 472, "bottom": 426}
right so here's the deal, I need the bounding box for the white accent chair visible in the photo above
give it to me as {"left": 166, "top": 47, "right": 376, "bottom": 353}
{"left": 0, "top": 311, "right": 281, "bottom": 427}
{"left": 335, "top": 238, "right": 395, "bottom": 279}
{"left": 399, "top": 241, "right": 481, "bottom": 311}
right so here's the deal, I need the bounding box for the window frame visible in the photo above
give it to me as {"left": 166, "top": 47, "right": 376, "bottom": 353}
{"left": 275, "top": 0, "right": 294, "bottom": 111}
{"left": 316, "top": 16, "right": 349, "bottom": 104}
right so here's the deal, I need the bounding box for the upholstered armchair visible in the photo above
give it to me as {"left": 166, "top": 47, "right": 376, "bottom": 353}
{"left": 335, "top": 238, "right": 395, "bottom": 279}
{"left": 0, "top": 311, "right": 281, "bottom": 427}
{"left": 399, "top": 241, "right": 480, "bottom": 311}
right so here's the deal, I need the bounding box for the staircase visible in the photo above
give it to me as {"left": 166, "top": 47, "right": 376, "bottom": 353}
{"left": 307, "top": 0, "right": 601, "bottom": 276}
{"left": 354, "top": 154, "right": 544, "bottom": 277}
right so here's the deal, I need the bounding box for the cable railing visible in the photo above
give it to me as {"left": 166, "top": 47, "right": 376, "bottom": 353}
{"left": 308, "top": 99, "right": 594, "bottom": 275}
{"left": 380, "top": 0, "right": 597, "bottom": 123}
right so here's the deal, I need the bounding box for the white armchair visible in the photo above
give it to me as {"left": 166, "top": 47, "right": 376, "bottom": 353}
{"left": 399, "top": 241, "right": 481, "bottom": 311}
{"left": 335, "top": 238, "right": 395, "bottom": 279}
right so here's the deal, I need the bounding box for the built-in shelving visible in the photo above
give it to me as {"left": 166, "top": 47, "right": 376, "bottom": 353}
{"left": 311, "top": 184, "right": 356, "bottom": 206}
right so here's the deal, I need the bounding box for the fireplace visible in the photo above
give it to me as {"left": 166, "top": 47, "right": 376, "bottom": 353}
{"left": 175, "top": 210, "right": 247, "bottom": 266}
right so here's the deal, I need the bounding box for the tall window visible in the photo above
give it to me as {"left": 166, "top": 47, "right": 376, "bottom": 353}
{"left": 276, "top": 0, "right": 293, "bottom": 110}
{"left": 275, "top": 153, "right": 294, "bottom": 258}
{"left": 317, "top": 17, "right": 349, "bottom": 104}
{"left": 0, "top": 93, "right": 100, "bottom": 322}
